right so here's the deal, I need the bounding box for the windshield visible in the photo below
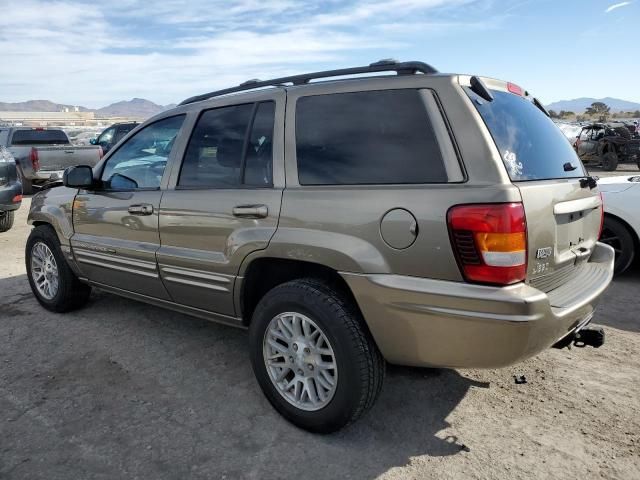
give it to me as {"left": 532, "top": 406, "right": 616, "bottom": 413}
{"left": 11, "top": 129, "right": 69, "bottom": 145}
{"left": 467, "top": 88, "right": 586, "bottom": 181}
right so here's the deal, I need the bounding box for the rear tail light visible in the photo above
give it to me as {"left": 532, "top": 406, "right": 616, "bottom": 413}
{"left": 12, "top": 194, "right": 22, "bottom": 203}
{"left": 598, "top": 192, "right": 604, "bottom": 239}
{"left": 29, "top": 148, "right": 40, "bottom": 172}
{"left": 448, "top": 203, "right": 527, "bottom": 285}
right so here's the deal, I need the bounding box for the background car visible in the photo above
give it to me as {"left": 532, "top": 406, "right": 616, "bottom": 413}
{"left": 0, "top": 146, "right": 22, "bottom": 232}
{"left": 90, "top": 122, "right": 139, "bottom": 154}
{"left": 599, "top": 175, "right": 640, "bottom": 274}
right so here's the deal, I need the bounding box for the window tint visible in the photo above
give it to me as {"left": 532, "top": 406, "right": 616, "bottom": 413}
{"left": 468, "top": 89, "right": 585, "bottom": 181}
{"left": 97, "top": 127, "right": 115, "bottom": 146}
{"left": 244, "top": 102, "right": 275, "bottom": 186}
{"left": 295, "top": 90, "right": 447, "bottom": 185}
{"left": 179, "top": 101, "right": 275, "bottom": 188}
{"left": 101, "top": 115, "right": 184, "bottom": 190}
{"left": 11, "top": 129, "right": 69, "bottom": 145}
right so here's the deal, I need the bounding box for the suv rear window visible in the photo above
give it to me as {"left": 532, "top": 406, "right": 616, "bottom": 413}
{"left": 468, "top": 89, "right": 585, "bottom": 181}
{"left": 295, "top": 89, "right": 447, "bottom": 185}
{"left": 10, "top": 129, "right": 69, "bottom": 145}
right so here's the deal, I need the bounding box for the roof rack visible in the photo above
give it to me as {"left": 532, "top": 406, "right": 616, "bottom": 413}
{"left": 179, "top": 59, "right": 438, "bottom": 106}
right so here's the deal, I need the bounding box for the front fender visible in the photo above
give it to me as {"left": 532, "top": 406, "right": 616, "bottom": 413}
{"left": 27, "top": 186, "right": 77, "bottom": 246}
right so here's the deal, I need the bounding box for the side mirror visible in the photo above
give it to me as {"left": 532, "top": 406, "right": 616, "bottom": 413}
{"left": 89, "top": 138, "right": 97, "bottom": 145}
{"left": 63, "top": 165, "right": 94, "bottom": 189}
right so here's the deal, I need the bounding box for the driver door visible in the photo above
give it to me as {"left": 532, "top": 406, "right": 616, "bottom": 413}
{"left": 71, "top": 115, "right": 186, "bottom": 299}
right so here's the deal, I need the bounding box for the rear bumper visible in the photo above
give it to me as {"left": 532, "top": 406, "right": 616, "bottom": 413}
{"left": 341, "top": 242, "right": 614, "bottom": 369}
{"left": 0, "top": 181, "right": 22, "bottom": 211}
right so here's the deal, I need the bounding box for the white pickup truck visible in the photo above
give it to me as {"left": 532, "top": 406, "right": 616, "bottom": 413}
{"left": 0, "top": 127, "right": 103, "bottom": 193}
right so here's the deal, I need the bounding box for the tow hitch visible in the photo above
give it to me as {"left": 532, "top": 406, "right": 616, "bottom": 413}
{"left": 553, "top": 326, "right": 605, "bottom": 349}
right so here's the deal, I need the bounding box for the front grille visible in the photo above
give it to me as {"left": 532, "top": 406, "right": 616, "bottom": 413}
{"left": 452, "top": 231, "right": 481, "bottom": 265}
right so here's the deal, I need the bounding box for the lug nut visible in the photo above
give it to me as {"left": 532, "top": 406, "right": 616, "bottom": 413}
{"left": 308, "top": 364, "right": 314, "bottom": 371}
{"left": 304, "top": 347, "right": 310, "bottom": 354}
{"left": 293, "top": 344, "right": 298, "bottom": 351}
{"left": 297, "top": 369, "right": 304, "bottom": 375}
{"left": 289, "top": 356, "right": 294, "bottom": 363}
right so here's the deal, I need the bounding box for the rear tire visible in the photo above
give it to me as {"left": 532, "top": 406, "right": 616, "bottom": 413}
{"left": 25, "top": 225, "right": 91, "bottom": 312}
{"left": 600, "top": 216, "right": 635, "bottom": 275}
{"left": 602, "top": 152, "right": 619, "bottom": 171}
{"left": 17, "top": 166, "right": 33, "bottom": 195}
{"left": 249, "top": 278, "right": 384, "bottom": 433}
{"left": 0, "top": 211, "right": 14, "bottom": 232}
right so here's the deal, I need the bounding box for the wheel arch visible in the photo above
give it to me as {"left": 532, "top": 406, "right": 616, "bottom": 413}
{"left": 236, "top": 256, "right": 364, "bottom": 327}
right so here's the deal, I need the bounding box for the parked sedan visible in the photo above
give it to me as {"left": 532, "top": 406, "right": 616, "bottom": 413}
{"left": 599, "top": 175, "right": 640, "bottom": 274}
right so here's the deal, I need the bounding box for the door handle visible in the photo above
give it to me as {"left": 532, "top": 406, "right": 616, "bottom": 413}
{"left": 232, "top": 204, "right": 268, "bottom": 218}
{"left": 128, "top": 204, "right": 154, "bottom": 215}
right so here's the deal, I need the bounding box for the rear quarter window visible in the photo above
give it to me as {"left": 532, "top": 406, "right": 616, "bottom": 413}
{"left": 295, "top": 89, "right": 448, "bottom": 185}
{"left": 468, "top": 89, "right": 585, "bottom": 181}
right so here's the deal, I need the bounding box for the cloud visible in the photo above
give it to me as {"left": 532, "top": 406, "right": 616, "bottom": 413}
{"left": 605, "top": 1, "right": 632, "bottom": 13}
{"left": 0, "top": 0, "right": 499, "bottom": 106}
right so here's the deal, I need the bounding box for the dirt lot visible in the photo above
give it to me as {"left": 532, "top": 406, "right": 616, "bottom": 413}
{"left": 1, "top": 190, "right": 639, "bottom": 479}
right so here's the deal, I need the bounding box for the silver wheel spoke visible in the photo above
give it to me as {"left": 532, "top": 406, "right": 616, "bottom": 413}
{"left": 263, "top": 311, "right": 338, "bottom": 412}
{"left": 30, "top": 242, "right": 59, "bottom": 300}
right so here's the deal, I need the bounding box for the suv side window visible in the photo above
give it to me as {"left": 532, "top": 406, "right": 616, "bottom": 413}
{"left": 100, "top": 115, "right": 185, "bottom": 190}
{"left": 295, "top": 89, "right": 447, "bottom": 185}
{"left": 0, "top": 129, "right": 8, "bottom": 146}
{"left": 97, "top": 127, "right": 115, "bottom": 147}
{"left": 178, "top": 101, "right": 275, "bottom": 188}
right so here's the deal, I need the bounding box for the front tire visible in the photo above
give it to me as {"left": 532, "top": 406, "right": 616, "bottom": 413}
{"left": 600, "top": 216, "right": 636, "bottom": 275}
{"left": 601, "top": 152, "right": 619, "bottom": 171}
{"left": 0, "top": 211, "right": 14, "bottom": 232}
{"left": 249, "top": 279, "right": 384, "bottom": 433}
{"left": 26, "top": 225, "right": 91, "bottom": 312}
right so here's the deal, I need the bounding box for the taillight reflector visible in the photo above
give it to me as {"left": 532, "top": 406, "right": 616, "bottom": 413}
{"left": 29, "top": 147, "right": 40, "bottom": 172}
{"left": 448, "top": 203, "right": 527, "bottom": 285}
{"left": 12, "top": 194, "right": 22, "bottom": 203}
{"left": 507, "top": 82, "right": 524, "bottom": 96}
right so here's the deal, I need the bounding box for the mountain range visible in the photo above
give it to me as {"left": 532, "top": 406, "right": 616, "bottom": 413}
{"left": 2, "top": 96, "right": 639, "bottom": 118}
{"left": 0, "top": 98, "right": 177, "bottom": 119}
{"left": 545, "top": 97, "right": 640, "bottom": 113}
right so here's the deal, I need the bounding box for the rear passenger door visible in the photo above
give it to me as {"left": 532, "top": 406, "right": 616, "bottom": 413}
{"left": 158, "top": 91, "right": 284, "bottom": 317}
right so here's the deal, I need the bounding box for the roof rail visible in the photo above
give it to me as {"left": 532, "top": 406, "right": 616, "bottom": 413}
{"left": 179, "top": 59, "right": 438, "bottom": 106}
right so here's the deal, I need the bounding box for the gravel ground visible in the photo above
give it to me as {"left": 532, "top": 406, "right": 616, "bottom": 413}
{"left": 1, "top": 188, "right": 639, "bottom": 480}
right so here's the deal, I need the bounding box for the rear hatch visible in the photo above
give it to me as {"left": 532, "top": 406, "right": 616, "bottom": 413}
{"left": 465, "top": 79, "right": 603, "bottom": 293}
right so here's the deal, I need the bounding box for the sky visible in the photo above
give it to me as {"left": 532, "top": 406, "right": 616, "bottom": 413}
{"left": 0, "top": 0, "right": 638, "bottom": 108}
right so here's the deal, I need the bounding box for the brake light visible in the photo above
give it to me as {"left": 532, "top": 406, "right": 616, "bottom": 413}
{"left": 12, "top": 194, "right": 22, "bottom": 203}
{"left": 448, "top": 203, "right": 527, "bottom": 285}
{"left": 598, "top": 192, "right": 604, "bottom": 239}
{"left": 29, "top": 148, "right": 40, "bottom": 172}
{"left": 507, "top": 82, "right": 524, "bottom": 96}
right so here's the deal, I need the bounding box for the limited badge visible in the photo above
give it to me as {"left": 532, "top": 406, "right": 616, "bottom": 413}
{"left": 536, "top": 247, "right": 553, "bottom": 259}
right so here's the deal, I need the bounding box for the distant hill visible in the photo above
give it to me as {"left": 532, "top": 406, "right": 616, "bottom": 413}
{"left": 0, "top": 100, "right": 91, "bottom": 112}
{"left": 0, "top": 98, "right": 174, "bottom": 119}
{"left": 546, "top": 97, "right": 640, "bottom": 113}
{"left": 96, "top": 98, "right": 169, "bottom": 118}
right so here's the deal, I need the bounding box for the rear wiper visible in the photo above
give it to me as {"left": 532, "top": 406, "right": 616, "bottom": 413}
{"left": 533, "top": 98, "right": 550, "bottom": 117}
{"left": 563, "top": 162, "right": 577, "bottom": 171}
{"left": 579, "top": 176, "right": 598, "bottom": 189}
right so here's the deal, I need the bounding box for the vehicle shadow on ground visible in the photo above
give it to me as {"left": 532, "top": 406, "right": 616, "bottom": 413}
{"left": 1, "top": 275, "right": 486, "bottom": 479}
{"left": 596, "top": 259, "right": 640, "bottom": 333}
